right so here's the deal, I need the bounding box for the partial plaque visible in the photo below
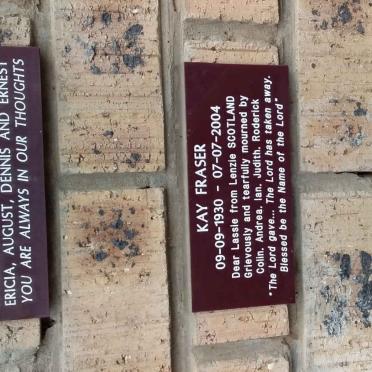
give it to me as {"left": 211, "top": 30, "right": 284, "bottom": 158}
{"left": 185, "top": 63, "right": 294, "bottom": 312}
{"left": 0, "top": 47, "right": 49, "bottom": 320}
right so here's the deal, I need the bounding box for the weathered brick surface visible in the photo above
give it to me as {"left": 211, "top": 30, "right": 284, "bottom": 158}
{"left": 185, "top": 40, "right": 278, "bottom": 65}
{"left": 185, "top": 0, "right": 279, "bottom": 24}
{"left": 0, "top": 16, "right": 30, "bottom": 46}
{"left": 298, "top": 1, "right": 372, "bottom": 172}
{"left": 194, "top": 305, "right": 289, "bottom": 345}
{"left": 301, "top": 191, "right": 372, "bottom": 370}
{"left": 55, "top": 0, "right": 164, "bottom": 173}
{"left": 0, "top": 352, "right": 35, "bottom": 372}
{"left": 187, "top": 38, "right": 288, "bottom": 345}
{"left": 194, "top": 341, "right": 289, "bottom": 372}
{"left": 198, "top": 355, "right": 289, "bottom": 372}
{"left": 0, "top": 319, "right": 40, "bottom": 350}
{"left": 60, "top": 189, "right": 170, "bottom": 371}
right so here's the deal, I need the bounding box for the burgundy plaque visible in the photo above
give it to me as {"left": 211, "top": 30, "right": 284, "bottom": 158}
{"left": 0, "top": 47, "right": 49, "bottom": 320}
{"left": 186, "top": 63, "right": 295, "bottom": 312}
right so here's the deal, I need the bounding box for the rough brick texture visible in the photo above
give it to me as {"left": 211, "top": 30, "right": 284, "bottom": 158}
{"left": 60, "top": 189, "right": 170, "bottom": 371}
{"left": 55, "top": 0, "right": 164, "bottom": 173}
{"left": 298, "top": 1, "right": 372, "bottom": 172}
{"left": 0, "top": 16, "right": 30, "bottom": 46}
{"left": 185, "top": 40, "right": 279, "bottom": 65}
{"left": 186, "top": 38, "right": 288, "bottom": 345}
{"left": 194, "top": 305, "right": 289, "bottom": 345}
{"left": 185, "top": 0, "right": 279, "bottom": 24}
{"left": 0, "top": 319, "right": 40, "bottom": 371}
{"left": 194, "top": 341, "right": 289, "bottom": 372}
{"left": 302, "top": 191, "right": 372, "bottom": 370}
{"left": 198, "top": 355, "right": 289, "bottom": 372}
{"left": 0, "top": 319, "right": 40, "bottom": 350}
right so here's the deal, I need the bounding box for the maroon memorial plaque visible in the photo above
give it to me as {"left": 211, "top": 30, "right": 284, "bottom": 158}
{"left": 185, "top": 63, "right": 295, "bottom": 312}
{"left": 0, "top": 47, "right": 49, "bottom": 320}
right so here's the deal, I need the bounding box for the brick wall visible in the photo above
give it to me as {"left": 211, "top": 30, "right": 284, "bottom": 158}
{"left": 0, "top": 0, "right": 371, "bottom": 371}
